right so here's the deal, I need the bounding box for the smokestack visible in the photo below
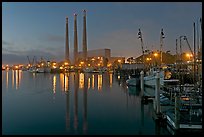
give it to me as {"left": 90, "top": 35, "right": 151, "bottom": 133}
{"left": 82, "top": 10, "right": 87, "bottom": 60}
{"left": 74, "top": 13, "right": 78, "bottom": 65}
{"left": 65, "top": 16, "right": 69, "bottom": 62}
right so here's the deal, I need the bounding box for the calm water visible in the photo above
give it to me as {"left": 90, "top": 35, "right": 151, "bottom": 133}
{"left": 2, "top": 70, "right": 170, "bottom": 135}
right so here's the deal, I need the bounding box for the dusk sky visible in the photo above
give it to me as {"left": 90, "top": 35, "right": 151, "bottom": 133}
{"left": 2, "top": 2, "right": 202, "bottom": 65}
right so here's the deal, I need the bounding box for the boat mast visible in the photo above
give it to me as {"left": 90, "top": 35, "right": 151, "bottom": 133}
{"left": 138, "top": 29, "right": 145, "bottom": 69}
{"left": 160, "top": 28, "right": 165, "bottom": 66}
{"left": 193, "top": 22, "right": 196, "bottom": 87}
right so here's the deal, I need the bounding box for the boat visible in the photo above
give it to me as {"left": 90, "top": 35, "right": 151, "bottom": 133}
{"left": 166, "top": 105, "right": 202, "bottom": 131}
{"left": 126, "top": 74, "right": 140, "bottom": 86}
{"left": 83, "top": 67, "right": 94, "bottom": 73}
{"left": 28, "top": 66, "right": 37, "bottom": 73}
{"left": 99, "top": 67, "right": 107, "bottom": 73}
{"left": 144, "top": 66, "right": 179, "bottom": 88}
{"left": 36, "top": 67, "right": 45, "bottom": 73}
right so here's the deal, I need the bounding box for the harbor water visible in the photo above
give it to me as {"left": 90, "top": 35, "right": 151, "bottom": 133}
{"left": 2, "top": 70, "right": 170, "bottom": 135}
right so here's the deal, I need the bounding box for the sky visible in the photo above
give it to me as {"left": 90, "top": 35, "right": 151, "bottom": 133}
{"left": 2, "top": 2, "right": 202, "bottom": 65}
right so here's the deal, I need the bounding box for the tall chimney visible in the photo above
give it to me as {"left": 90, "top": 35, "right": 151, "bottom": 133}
{"left": 65, "top": 16, "right": 69, "bottom": 62}
{"left": 74, "top": 13, "right": 78, "bottom": 65}
{"left": 82, "top": 10, "right": 87, "bottom": 60}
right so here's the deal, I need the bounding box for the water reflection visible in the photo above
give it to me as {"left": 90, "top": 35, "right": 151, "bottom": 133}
{"left": 64, "top": 73, "right": 70, "bottom": 92}
{"left": 91, "top": 75, "right": 94, "bottom": 89}
{"left": 2, "top": 71, "right": 171, "bottom": 135}
{"left": 79, "top": 73, "right": 84, "bottom": 89}
{"left": 74, "top": 73, "right": 79, "bottom": 131}
{"left": 98, "top": 74, "right": 102, "bottom": 91}
{"left": 83, "top": 73, "right": 88, "bottom": 134}
{"left": 12, "top": 70, "right": 14, "bottom": 88}
{"left": 6, "top": 70, "right": 9, "bottom": 89}
{"left": 53, "top": 75, "right": 57, "bottom": 94}
{"left": 67, "top": 73, "right": 113, "bottom": 91}
{"left": 110, "top": 73, "right": 112, "bottom": 87}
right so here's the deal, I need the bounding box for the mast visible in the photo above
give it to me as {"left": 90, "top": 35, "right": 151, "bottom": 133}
{"left": 138, "top": 29, "right": 144, "bottom": 69}
{"left": 193, "top": 22, "right": 196, "bottom": 85}
{"left": 176, "top": 39, "right": 178, "bottom": 63}
{"left": 160, "top": 28, "right": 165, "bottom": 65}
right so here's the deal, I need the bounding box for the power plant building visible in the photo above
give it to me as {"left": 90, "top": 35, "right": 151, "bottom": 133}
{"left": 78, "top": 49, "right": 111, "bottom": 60}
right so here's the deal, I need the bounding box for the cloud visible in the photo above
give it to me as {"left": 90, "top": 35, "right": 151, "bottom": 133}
{"left": 2, "top": 48, "right": 65, "bottom": 65}
{"left": 2, "top": 53, "right": 28, "bottom": 65}
{"left": 40, "top": 34, "right": 64, "bottom": 42}
{"left": 2, "top": 40, "right": 13, "bottom": 46}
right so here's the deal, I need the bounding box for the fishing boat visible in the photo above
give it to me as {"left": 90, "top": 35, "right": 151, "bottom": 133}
{"left": 126, "top": 74, "right": 140, "bottom": 86}
{"left": 28, "top": 66, "right": 37, "bottom": 73}
{"left": 36, "top": 67, "right": 44, "bottom": 73}
{"left": 144, "top": 66, "right": 179, "bottom": 88}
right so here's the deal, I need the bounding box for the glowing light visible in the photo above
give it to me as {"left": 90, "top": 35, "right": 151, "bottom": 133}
{"left": 91, "top": 58, "right": 95, "bottom": 61}
{"left": 97, "top": 63, "right": 100, "bottom": 66}
{"left": 88, "top": 64, "right": 90, "bottom": 67}
{"left": 154, "top": 53, "right": 158, "bottom": 57}
{"left": 118, "top": 59, "right": 121, "bottom": 63}
{"left": 186, "top": 53, "right": 190, "bottom": 57}
{"left": 80, "top": 61, "right": 84, "bottom": 65}
{"left": 41, "top": 63, "right": 44, "bottom": 66}
{"left": 60, "top": 66, "right": 64, "bottom": 69}
{"left": 70, "top": 66, "right": 74, "bottom": 69}
{"left": 118, "top": 75, "right": 120, "bottom": 79}
{"left": 107, "top": 63, "right": 112, "bottom": 67}
{"left": 53, "top": 66, "right": 57, "bottom": 69}
{"left": 53, "top": 62, "right": 57, "bottom": 66}
{"left": 97, "top": 57, "right": 100, "bottom": 59}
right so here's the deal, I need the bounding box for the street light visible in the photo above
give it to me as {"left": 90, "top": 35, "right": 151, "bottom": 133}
{"left": 154, "top": 53, "right": 158, "bottom": 57}
{"left": 186, "top": 53, "right": 193, "bottom": 62}
{"left": 153, "top": 52, "right": 159, "bottom": 67}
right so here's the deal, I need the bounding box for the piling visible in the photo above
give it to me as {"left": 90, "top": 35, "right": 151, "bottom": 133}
{"left": 175, "top": 94, "right": 180, "bottom": 130}
{"left": 155, "top": 71, "right": 160, "bottom": 114}
{"left": 140, "top": 71, "right": 144, "bottom": 96}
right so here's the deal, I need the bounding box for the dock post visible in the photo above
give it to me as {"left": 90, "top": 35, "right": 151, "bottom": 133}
{"left": 155, "top": 71, "right": 160, "bottom": 114}
{"left": 175, "top": 94, "right": 180, "bottom": 130}
{"left": 140, "top": 71, "right": 144, "bottom": 97}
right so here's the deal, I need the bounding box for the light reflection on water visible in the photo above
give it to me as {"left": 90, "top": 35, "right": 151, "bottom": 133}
{"left": 2, "top": 71, "right": 170, "bottom": 135}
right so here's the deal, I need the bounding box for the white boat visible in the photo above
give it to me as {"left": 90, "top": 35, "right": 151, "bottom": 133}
{"left": 144, "top": 67, "right": 164, "bottom": 87}
{"left": 83, "top": 67, "right": 94, "bottom": 73}
{"left": 144, "top": 67, "right": 179, "bottom": 88}
{"left": 36, "top": 67, "right": 45, "bottom": 73}
{"left": 28, "top": 67, "right": 37, "bottom": 73}
{"left": 126, "top": 74, "right": 140, "bottom": 86}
